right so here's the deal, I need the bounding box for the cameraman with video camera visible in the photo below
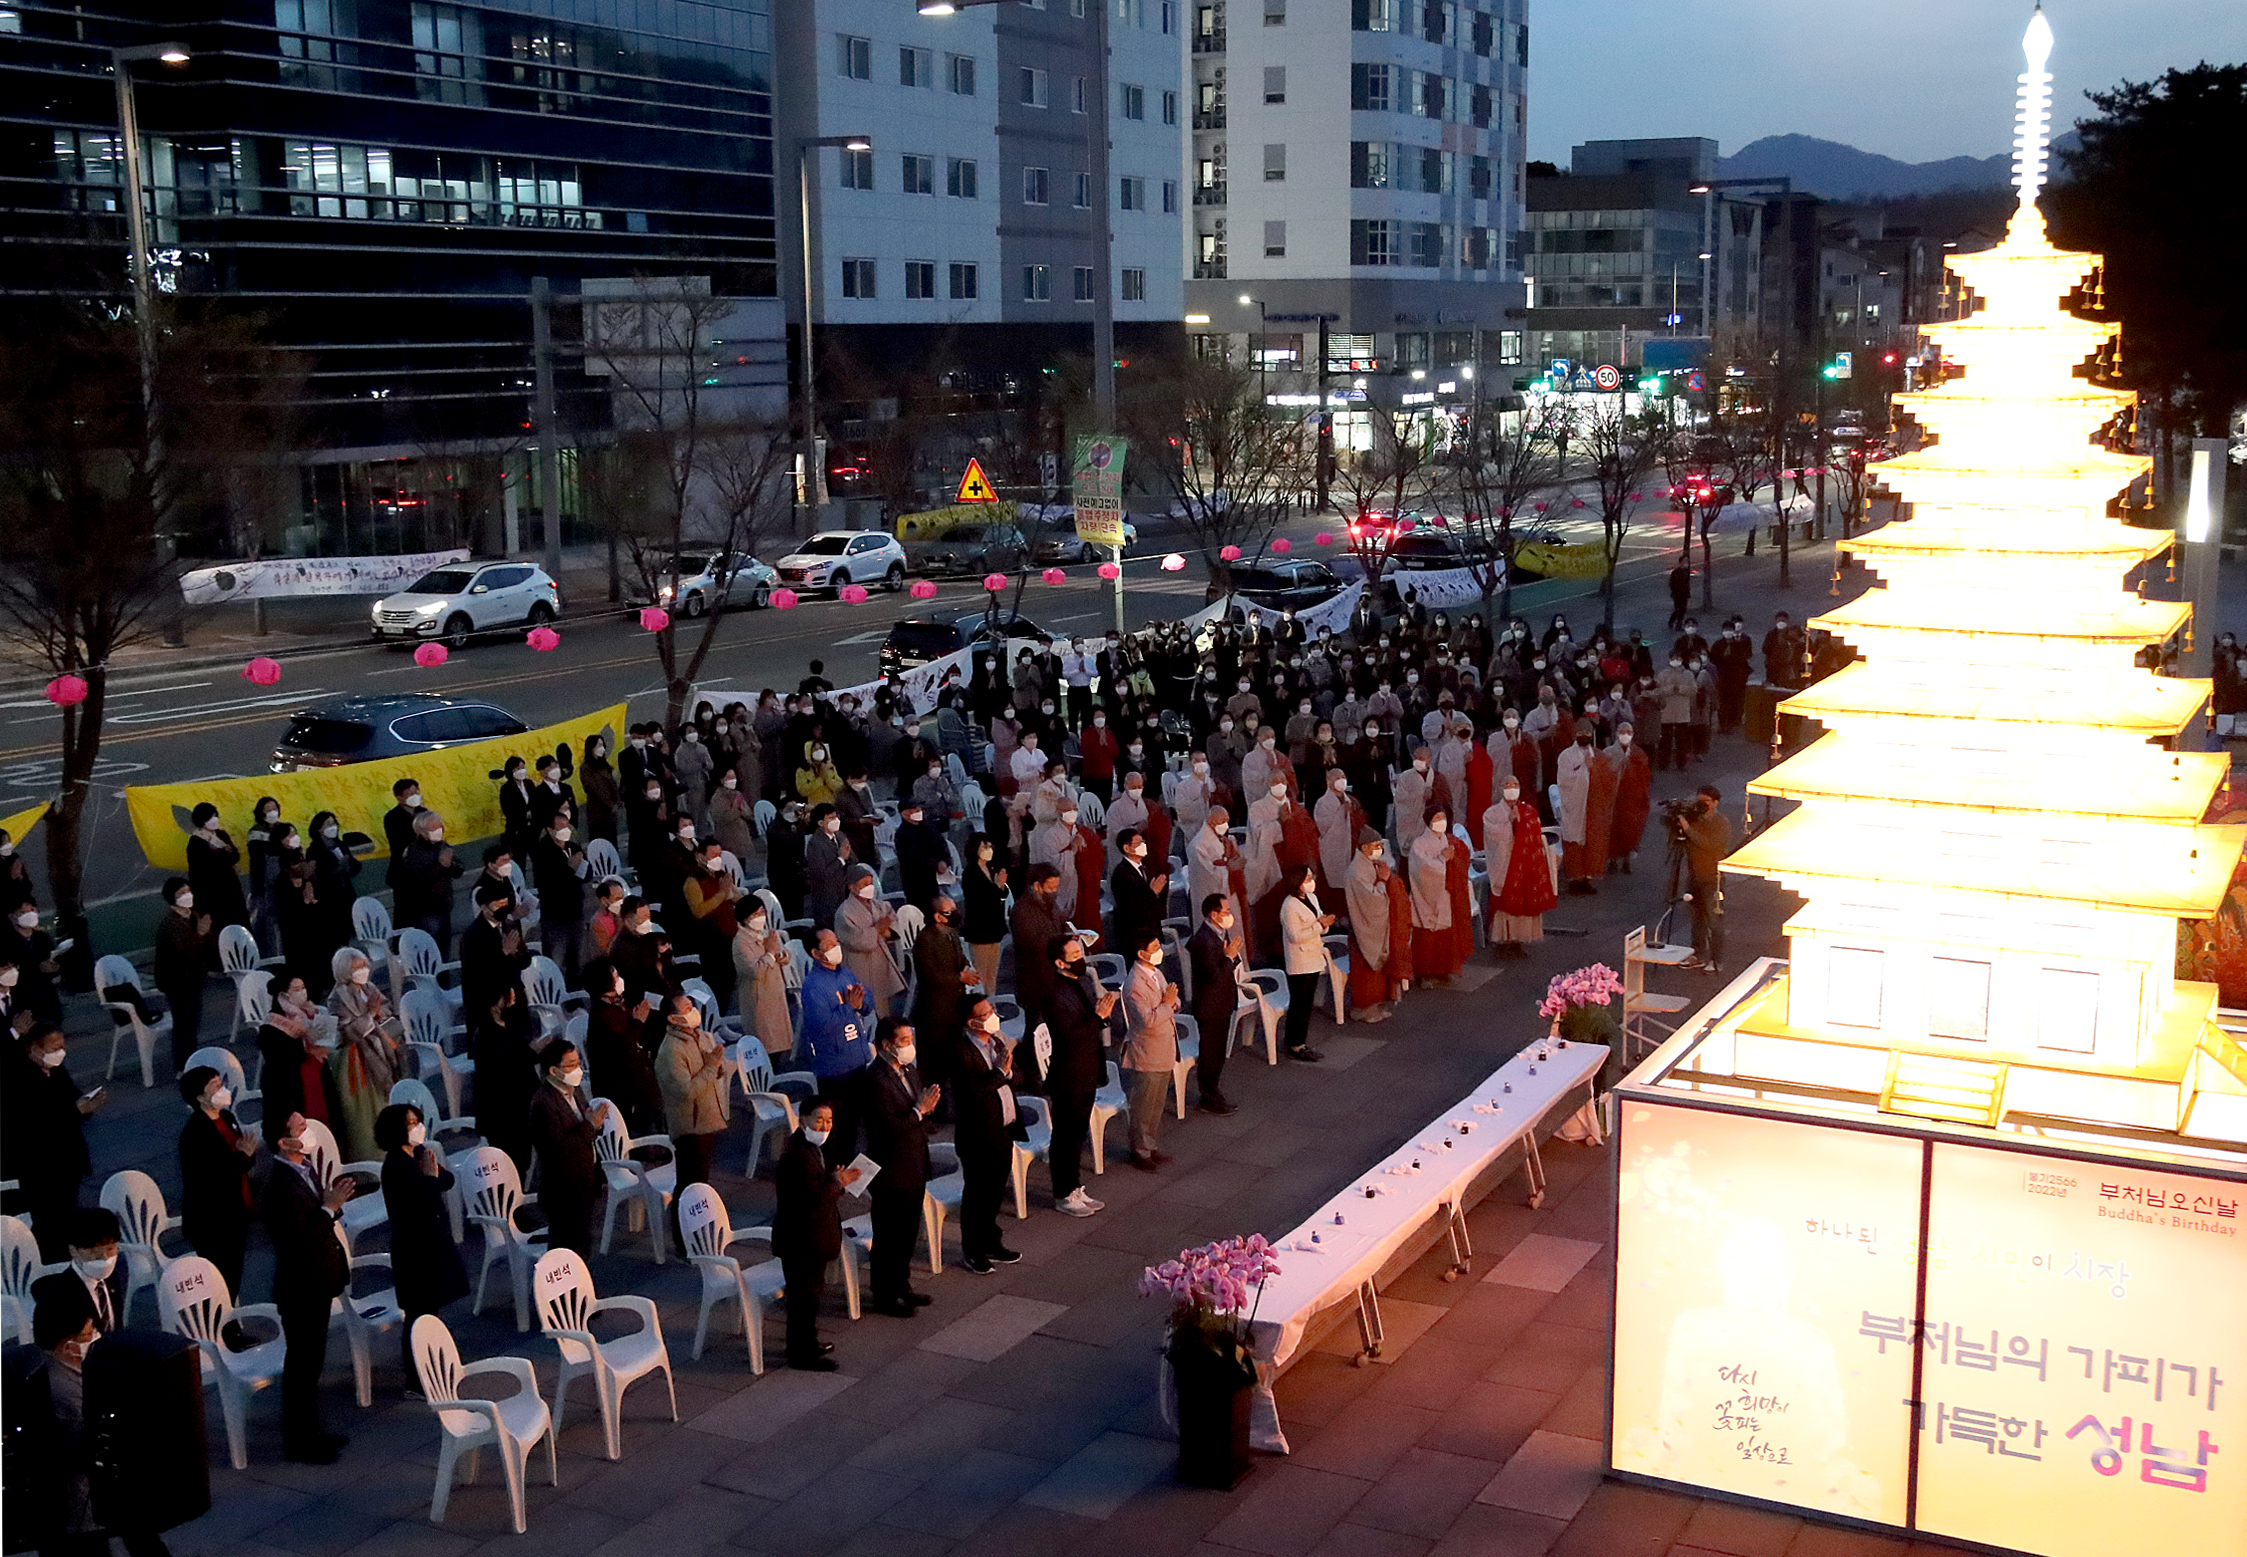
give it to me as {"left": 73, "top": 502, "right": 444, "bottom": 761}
{"left": 1674, "top": 785, "right": 1733, "bottom": 976}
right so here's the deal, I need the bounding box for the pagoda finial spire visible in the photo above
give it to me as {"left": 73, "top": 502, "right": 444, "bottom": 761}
{"left": 2013, "top": 6, "right": 2056, "bottom": 210}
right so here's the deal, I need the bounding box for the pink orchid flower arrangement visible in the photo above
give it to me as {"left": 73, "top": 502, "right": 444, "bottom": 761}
{"left": 1140, "top": 1234, "right": 1282, "bottom": 1343}
{"left": 1537, "top": 962, "right": 1624, "bottom": 1023}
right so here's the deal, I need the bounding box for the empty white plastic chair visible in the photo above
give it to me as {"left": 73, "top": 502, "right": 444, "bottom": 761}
{"left": 413, "top": 1313, "right": 557, "bottom": 1534}
{"left": 330, "top": 1224, "right": 404, "bottom": 1409}
{"left": 750, "top": 800, "right": 776, "bottom": 839}
{"left": 350, "top": 896, "right": 394, "bottom": 965}
{"left": 1, "top": 1214, "right": 61, "bottom": 1344}
{"left": 217, "top": 924, "right": 286, "bottom": 1042}
{"left": 394, "top": 928, "right": 463, "bottom": 1007}
{"left": 1010, "top": 1096, "right": 1050, "bottom": 1221}
{"left": 294, "top": 1117, "right": 389, "bottom": 1254}
{"left": 462, "top": 1147, "right": 545, "bottom": 1332}
{"left": 592, "top": 1098, "right": 675, "bottom": 1264}
{"left": 236, "top": 968, "right": 275, "bottom": 1035}
{"left": 919, "top": 1141, "right": 964, "bottom": 1274}
{"left": 99, "top": 1169, "right": 187, "bottom": 1324}
{"left": 532, "top": 1248, "right": 677, "bottom": 1461}
{"left": 157, "top": 1255, "right": 285, "bottom": 1470}
{"left": 401, "top": 987, "right": 471, "bottom": 1119}
{"left": 734, "top": 1047, "right": 798, "bottom": 1178}
{"left": 94, "top": 954, "right": 171, "bottom": 1088}
{"left": 584, "top": 836, "right": 630, "bottom": 889}
{"left": 1089, "top": 1060, "right": 1129, "bottom": 1176}
{"left": 677, "top": 1184, "right": 787, "bottom": 1370}
{"left": 1166, "top": 1014, "right": 1202, "bottom": 1120}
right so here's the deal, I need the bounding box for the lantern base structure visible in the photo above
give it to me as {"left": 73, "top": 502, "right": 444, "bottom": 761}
{"left": 1607, "top": 960, "right": 2247, "bottom": 1557}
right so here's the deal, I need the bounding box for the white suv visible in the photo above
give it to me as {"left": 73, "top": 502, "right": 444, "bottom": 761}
{"left": 772, "top": 530, "right": 908, "bottom": 594}
{"left": 372, "top": 561, "right": 561, "bottom": 647}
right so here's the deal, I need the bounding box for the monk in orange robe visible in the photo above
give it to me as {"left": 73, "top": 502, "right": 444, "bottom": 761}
{"left": 1343, "top": 829, "right": 1412, "bottom": 1020}
{"left": 1464, "top": 736, "right": 1494, "bottom": 848}
{"left": 1408, "top": 811, "right": 1467, "bottom": 984}
{"left": 1603, "top": 722, "right": 1654, "bottom": 874}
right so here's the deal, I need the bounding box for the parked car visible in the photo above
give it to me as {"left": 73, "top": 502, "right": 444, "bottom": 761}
{"left": 772, "top": 530, "right": 909, "bottom": 593}
{"left": 652, "top": 551, "right": 777, "bottom": 615}
{"left": 1203, "top": 559, "right": 1348, "bottom": 613}
{"left": 1030, "top": 521, "right": 1138, "bottom": 565}
{"left": 878, "top": 610, "right": 1051, "bottom": 676}
{"left": 371, "top": 561, "right": 560, "bottom": 648}
{"left": 1387, "top": 530, "right": 1500, "bottom": 571}
{"left": 912, "top": 522, "right": 1030, "bottom": 578}
{"left": 270, "top": 694, "right": 531, "bottom": 772}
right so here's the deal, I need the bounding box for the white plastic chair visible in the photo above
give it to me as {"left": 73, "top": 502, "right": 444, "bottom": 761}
{"left": 413, "top": 1314, "right": 557, "bottom": 1535}
{"left": 532, "top": 1248, "right": 677, "bottom": 1461}
{"left": 733, "top": 1047, "right": 799, "bottom": 1178}
{"left": 1229, "top": 973, "right": 1284, "bottom": 1066}
{"left": 236, "top": 968, "right": 275, "bottom": 1035}
{"left": 462, "top": 1146, "right": 545, "bottom": 1332}
{"left": 1077, "top": 790, "right": 1106, "bottom": 830}
{"left": 1089, "top": 1060, "right": 1128, "bottom": 1176}
{"left": 295, "top": 1116, "right": 389, "bottom": 1254}
{"left": 394, "top": 927, "right": 463, "bottom": 1008}
{"left": 677, "top": 1184, "right": 786, "bottom": 1370}
{"left": 1166, "top": 1014, "right": 1202, "bottom": 1120}
{"left": 1010, "top": 1096, "right": 1051, "bottom": 1221}
{"left": 95, "top": 953, "right": 170, "bottom": 1088}
{"left": 585, "top": 836, "right": 631, "bottom": 889}
{"left": 351, "top": 896, "right": 394, "bottom": 972}
{"left": 218, "top": 924, "right": 286, "bottom": 1042}
{"left": 919, "top": 1141, "right": 964, "bottom": 1274}
{"left": 1, "top": 1214, "right": 62, "bottom": 1344}
{"left": 184, "top": 1045, "right": 260, "bottom": 1124}
{"left": 592, "top": 1098, "right": 675, "bottom": 1264}
{"left": 157, "top": 1254, "right": 285, "bottom": 1470}
{"left": 99, "top": 1169, "right": 187, "bottom": 1324}
{"left": 522, "top": 955, "right": 583, "bottom": 1019}
{"left": 401, "top": 987, "right": 472, "bottom": 1119}
{"left": 331, "top": 1225, "right": 404, "bottom": 1409}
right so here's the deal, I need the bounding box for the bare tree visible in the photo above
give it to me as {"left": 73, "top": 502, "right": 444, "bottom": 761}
{"left": 1577, "top": 394, "right": 1675, "bottom": 626}
{"left": 1333, "top": 398, "right": 1440, "bottom": 609}
{"left": 579, "top": 279, "right": 800, "bottom": 730}
{"left": 1448, "top": 393, "right": 1563, "bottom": 621}
{"left": 1122, "top": 352, "right": 1311, "bottom": 598}
{"left": 0, "top": 304, "right": 305, "bottom": 917}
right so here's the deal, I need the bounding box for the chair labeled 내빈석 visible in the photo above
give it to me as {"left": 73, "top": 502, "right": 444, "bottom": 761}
{"left": 676, "top": 1183, "right": 787, "bottom": 1371}
{"left": 412, "top": 1313, "right": 558, "bottom": 1534}
{"left": 99, "top": 1169, "right": 187, "bottom": 1325}
{"left": 531, "top": 1247, "right": 677, "bottom": 1461}
{"left": 461, "top": 1146, "right": 546, "bottom": 1332}
{"left": 591, "top": 1097, "right": 675, "bottom": 1264}
{"left": 0, "top": 1214, "right": 62, "bottom": 1344}
{"left": 157, "top": 1254, "right": 286, "bottom": 1470}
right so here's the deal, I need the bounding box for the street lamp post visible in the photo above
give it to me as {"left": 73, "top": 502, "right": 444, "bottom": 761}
{"left": 113, "top": 41, "right": 191, "bottom": 647}
{"left": 795, "top": 133, "right": 872, "bottom": 528}
{"left": 923, "top": 0, "right": 1114, "bottom": 430}
{"left": 1237, "top": 292, "right": 1266, "bottom": 374}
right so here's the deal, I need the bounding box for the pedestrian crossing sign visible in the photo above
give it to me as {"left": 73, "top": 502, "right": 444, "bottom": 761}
{"left": 956, "top": 458, "right": 999, "bottom": 503}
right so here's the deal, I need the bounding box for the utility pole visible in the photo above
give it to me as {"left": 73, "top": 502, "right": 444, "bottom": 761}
{"left": 530, "top": 276, "right": 565, "bottom": 581}
{"left": 1091, "top": 0, "right": 1115, "bottom": 430}
{"left": 1316, "top": 316, "right": 1333, "bottom": 510}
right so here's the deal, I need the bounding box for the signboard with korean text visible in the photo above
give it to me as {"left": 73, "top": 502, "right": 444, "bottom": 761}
{"left": 1911, "top": 1145, "right": 2246, "bottom": 1557}
{"left": 1612, "top": 1102, "right": 1922, "bottom": 1523}
{"left": 1070, "top": 435, "right": 1128, "bottom": 548}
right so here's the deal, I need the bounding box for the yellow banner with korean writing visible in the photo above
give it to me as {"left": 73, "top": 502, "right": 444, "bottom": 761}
{"left": 894, "top": 501, "right": 1019, "bottom": 543}
{"left": 122, "top": 702, "right": 626, "bottom": 873}
{"left": 0, "top": 800, "right": 49, "bottom": 847}
{"left": 1513, "top": 539, "right": 1609, "bottom": 580}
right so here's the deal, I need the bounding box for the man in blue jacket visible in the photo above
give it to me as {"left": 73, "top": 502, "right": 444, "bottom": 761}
{"left": 797, "top": 928, "right": 875, "bottom": 1166}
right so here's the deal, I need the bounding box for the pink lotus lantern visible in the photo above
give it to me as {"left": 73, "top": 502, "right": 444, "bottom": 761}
{"left": 772, "top": 588, "right": 800, "bottom": 610}
{"left": 1395, "top": 518, "right": 1416, "bottom": 534}
{"left": 413, "top": 643, "right": 449, "bottom": 668}
{"left": 909, "top": 579, "right": 938, "bottom": 600}
{"left": 839, "top": 584, "right": 870, "bottom": 604}
{"left": 1270, "top": 537, "right": 1292, "bottom": 554}
{"left": 1314, "top": 531, "right": 1334, "bottom": 546}
{"left": 1780, "top": 468, "right": 1797, "bottom": 481}
{"left": 242, "top": 656, "right": 282, "bottom": 686}
{"left": 1160, "top": 553, "right": 1186, "bottom": 572}
{"left": 526, "top": 626, "right": 561, "bottom": 651}
{"left": 1533, "top": 501, "right": 1548, "bottom": 513}
{"left": 1628, "top": 491, "right": 1642, "bottom": 502}
{"left": 983, "top": 573, "right": 1007, "bottom": 592}
{"left": 44, "top": 674, "right": 88, "bottom": 706}
{"left": 1041, "top": 568, "right": 1066, "bottom": 586}
{"left": 1219, "top": 545, "right": 1241, "bottom": 561}
{"left": 639, "top": 606, "right": 671, "bottom": 633}
{"left": 1570, "top": 498, "right": 1587, "bottom": 509}
{"left": 1097, "top": 561, "right": 1121, "bottom": 581}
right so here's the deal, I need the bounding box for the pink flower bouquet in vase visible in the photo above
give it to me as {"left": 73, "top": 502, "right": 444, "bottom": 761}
{"left": 1538, "top": 962, "right": 1626, "bottom": 1142}
{"left": 1139, "top": 1234, "right": 1279, "bottom": 1488}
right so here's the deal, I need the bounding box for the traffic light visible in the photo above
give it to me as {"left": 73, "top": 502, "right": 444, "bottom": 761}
{"left": 1822, "top": 351, "right": 1853, "bottom": 381}
{"left": 1880, "top": 350, "right": 1898, "bottom": 367}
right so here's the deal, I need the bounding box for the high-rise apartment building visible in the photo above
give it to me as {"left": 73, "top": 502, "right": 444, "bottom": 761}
{"left": 1184, "top": 0, "right": 1528, "bottom": 387}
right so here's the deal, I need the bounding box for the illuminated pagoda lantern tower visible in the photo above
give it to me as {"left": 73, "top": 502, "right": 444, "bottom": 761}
{"left": 1607, "top": 16, "right": 2247, "bottom": 1557}
{"left": 1718, "top": 9, "right": 2247, "bottom": 1135}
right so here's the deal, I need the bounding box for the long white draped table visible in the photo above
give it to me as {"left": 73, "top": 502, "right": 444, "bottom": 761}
{"left": 1243, "top": 1037, "right": 1605, "bottom": 1450}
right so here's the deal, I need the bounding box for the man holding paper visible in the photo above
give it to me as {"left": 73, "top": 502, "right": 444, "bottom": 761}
{"left": 772, "top": 1100, "right": 862, "bottom": 1371}
{"left": 863, "top": 1019, "right": 938, "bottom": 1317}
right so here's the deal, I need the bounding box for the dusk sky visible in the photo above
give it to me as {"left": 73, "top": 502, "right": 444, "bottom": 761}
{"left": 1530, "top": 0, "right": 2247, "bottom": 166}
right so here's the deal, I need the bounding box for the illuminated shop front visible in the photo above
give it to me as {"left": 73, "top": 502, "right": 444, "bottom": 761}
{"left": 1605, "top": 18, "right": 2247, "bottom": 1557}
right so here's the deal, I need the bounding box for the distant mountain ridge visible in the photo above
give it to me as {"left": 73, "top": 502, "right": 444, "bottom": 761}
{"left": 1717, "top": 131, "right": 2079, "bottom": 200}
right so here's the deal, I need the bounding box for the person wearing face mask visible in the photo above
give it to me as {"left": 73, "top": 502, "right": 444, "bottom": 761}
{"left": 497, "top": 756, "right": 537, "bottom": 861}
{"left": 1343, "top": 830, "right": 1413, "bottom": 1021}
{"left": 1490, "top": 710, "right": 1537, "bottom": 805}
{"left": 169, "top": 1062, "right": 261, "bottom": 1304}
{"left": 656, "top": 992, "right": 729, "bottom": 1222}
{"left": 799, "top": 929, "right": 876, "bottom": 1165}
{"left": 1187, "top": 806, "right": 1250, "bottom": 960}
{"left": 946, "top": 998, "right": 1025, "bottom": 1273}
{"left": 1206, "top": 714, "right": 1248, "bottom": 803}
{"left": 576, "top": 954, "right": 657, "bottom": 1135}
{"left": 183, "top": 801, "right": 249, "bottom": 935}
{"left": 262, "top": 1109, "right": 357, "bottom": 1461}
{"left": 2, "top": 1024, "right": 101, "bottom": 1259}
{"left": 396, "top": 809, "right": 465, "bottom": 957}
{"left": 257, "top": 978, "right": 341, "bottom": 1129}
{"left": 1709, "top": 619, "right": 1754, "bottom": 733}
{"left": 1027, "top": 797, "right": 1084, "bottom": 926}
{"left": 1408, "top": 811, "right": 1469, "bottom": 986}
{"left": 382, "top": 778, "right": 426, "bottom": 900}
{"left": 149, "top": 875, "right": 213, "bottom": 1068}
{"left": 528, "top": 812, "right": 590, "bottom": 978}
{"left": 1240, "top": 725, "right": 1297, "bottom": 807}
{"left": 624, "top": 760, "right": 673, "bottom": 883}
{"left": 326, "top": 949, "right": 402, "bottom": 1160}
{"left": 708, "top": 762, "right": 758, "bottom": 866}
{"left": 304, "top": 808, "right": 360, "bottom": 956}
{"left": 1105, "top": 827, "right": 1169, "bottom": 960}
{"left": 802, "top": 803, "right": 854, "bottom": 930}
{"left": 771, "top": 1097, "right": 858, "bottom": 1367}
{"left": 1278, "top": 865, "right": 1335, "bottom": 1060}
{"left": 1653, "top": 654, "right": 1698, "bottom": 771}
{"left": 246, "top": 795, "right": 286, "bottom": 939}
{"left": 1178, "top": 894, "right": 1244, "bottom": 1112}
{"left": 1482, "top": 779, "right": 1557, "bottom": 959}
{"left": 910, "top": 892, "right": 978, "bottom": 1087}
{"left": 527, "top": 1039, "right": 612, "bottom": 1258}
{"left": 794, "top": 741, "right": 843, "bottom": 808}
{"left": 56, "top": 1207, "right": 127, "bottom": 1337}
{"left": 1078, "top": 707, "right": 1120, "bottom": 802}
{"left": 1172, "top": 751, "right": 1218, "bottom": 841}
{"left": 1602, "top": 722, "right": 1654, "bottom": 875}
{"left": 835, "top": 866, "right": 904, "bottom": 1012}
{"left": 860, "top": 1019, "right": 938, "bottom": 1315}
{"left": 1314, "top": 766, "right": 1369, "bottom": 905}
{"left": 1100, "top": 772, "right": 1155, "bottom": 875}
{"left": 1390, "top": 743, "right": 1439, "bottom": 844}
{"left": 672, "top": 722, "right": 714, "bottom": 832}
{"left": 1, "top": 903, "right": 62, "bottom": 1026}
{"left": 960, "top": 834, "right": 1011, "bottom": 996}
{"left": 376, "top": 1102, "right": 467, "bottom": 1396}
{"left": 1118, "top": 930, "right": 1183, "bottom": 1169}
{"left": 833, "top": 764, "right": 880, "bottom": 868}
{"left": 1245, "top": 771, "right": 1318, "bottom": 958}
{"left": 1554, "top": 728, "right": 1609, "bottom": 894}
{"left": 578, "top": 734, "right": 621, "bottom": 843}
{"left": 1763, "top": 612, "right": 1806, "bottom": 691}
{"left": 459, "top": 879, "right": 532, "bottom": 1027}
{"left": 0, "top": 826, "right": 33, "bottom": 920}
{"left": 1043, "top": 936, "right": 1116, "bottom": 1217}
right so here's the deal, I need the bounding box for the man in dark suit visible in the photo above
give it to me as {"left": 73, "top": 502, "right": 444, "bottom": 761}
{"left": 1106, "top": 828, "right": 1168, "bottom": 960}
{"left": 911, "top": 894, "right": 977, "bottom": 1109}
{"left": 1007, "top": 864, "right": 1068, "bottom": 1051}
{"left": 771, "top": 1100, "right": 860, "bottom": 1370}
{"left": 382, "top": 776, "right": 423, "bottom": 894}
{"left": 1043, "top": 935, "right": 1115, "bottom": 1218}
{"left": 893, "top": 799, "right": 948, "bottom": 914}
{"left": 527, "top": 1039, "right": 610, "bottom": 1257}
{"left": 1185, "top": 893, "right": 1244, "bottom": 1115}
{"left": 950, "top": 997, "right": 1026, "bottom": 1273}
{"left": 263, "top": 1121, "right": 354, "bottom": 1462}
{"left": 460, "top": 880, "right": 531, "bottom": 1017}
{"left": 396, "top": 810, "right": 464, "bottom": 955}
{"left": 62, "top": 1207, "right": 131, "bottom": 1336}
{"left": 861, "top": 1019, "right": 937, "bottom": 1317}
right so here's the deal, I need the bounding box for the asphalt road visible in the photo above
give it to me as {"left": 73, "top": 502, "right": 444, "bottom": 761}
{"left": 0, "top": 497, "right": 1701, "bottom": 915}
